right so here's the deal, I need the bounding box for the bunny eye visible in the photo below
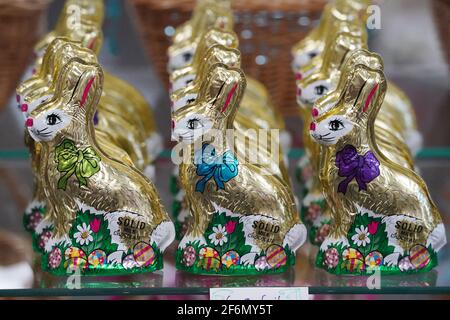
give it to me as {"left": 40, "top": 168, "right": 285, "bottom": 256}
{"left": 314, "top": 85, "right": 328, "bottom": 96}
{"left": 308, "top": 51, "right": 318, "bottom": 59}
{"left": 183, "top": 52, "right": 192, "bottom": 62}
{"left": 187, "top": 118, "right": 202, "bottom": 130}
{"left": 186, "top": 98, "right": 196, "bottom": 104}
{"left": 47, "top": 113, "right": 61, "bottom": 126}
{"left": 329, "top": 119, "right": 344, "bottom": 131}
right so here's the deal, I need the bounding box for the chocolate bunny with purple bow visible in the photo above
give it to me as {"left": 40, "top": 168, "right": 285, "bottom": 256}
{"left": 309, "top": 54, "right": 446, "bottom": 274}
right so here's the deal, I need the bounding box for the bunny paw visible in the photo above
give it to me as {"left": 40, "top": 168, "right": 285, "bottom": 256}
{"left": 240, "top": 253, "right": 257, "bottom": 266}
{"left": 384, "top": 253, "right": 400, "bottom": 266}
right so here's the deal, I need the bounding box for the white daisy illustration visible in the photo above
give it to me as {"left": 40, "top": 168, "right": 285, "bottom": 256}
{"left": 351, "top": 226, "right": 371, "bottom": 247}
{"left": 208, "top": 225, "right": 228, "bottom": 246}
{"left": 74, "top": 223, "right": 93, "bottom": 245}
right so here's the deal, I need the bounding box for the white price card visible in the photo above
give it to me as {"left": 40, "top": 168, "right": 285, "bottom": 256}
{"left": 210, "top": 287, "right": 310, "bottom": 300}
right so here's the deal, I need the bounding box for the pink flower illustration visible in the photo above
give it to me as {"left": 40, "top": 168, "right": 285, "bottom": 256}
{"left": 225, "top": 221, "right": 237, "bottom": 234}
{"left": 90, "top": 218, "right": 101, "bottom": 234}
{"left": 315, "top": 223, "right": 331, "bottom": 244}
{"left": 306, "top": 203, "right": 321, "bottom": 223}
{"left": 368, "top": 221, "right": 379, "bottom": 235}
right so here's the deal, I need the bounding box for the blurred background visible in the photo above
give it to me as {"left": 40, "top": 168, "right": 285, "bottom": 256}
{"left": 0, "top": 0, "right": 448, "bottom": 298}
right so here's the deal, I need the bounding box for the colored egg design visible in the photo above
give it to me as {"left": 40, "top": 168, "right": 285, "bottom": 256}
{"left": 266, "top": 245, "right": 287, "bottom": 269}
{"left": 47, "top": 247, "right": 62, "bottom": 270}
{"left": 342, "top": 248, "right": 363, "bottom": 261}
{"left": 398, "top": 256, "right": 414, "bottom": 272}
{"left": 122, "top": 254, "right": 139, "bottom": 270}
{"left": 324, "top": 247, "right": 339, "bottom": 269}
{"left": 64, "top": 257, "right": 87, "bottom": 272}
{"left": 65, "top": 246, "right": 86, "bottom": 260}
{"left": 409, "top": 245, "right": 430, "bottom": 269}
{"left": 365, "top": 251, "right": 383, "bottom": 268}
{"left": 197, "top": 257, "right": 221, "bottom": 271}
{"left": 88, "top": 249, "right": 107, "bottom": 268}
{"left": 221, "top": 250, "right": 240, "bottom": 269}
{"left": 199, "top": 247, "right": 219, "bottom": 259}
{"left": 255, "top": 256, "right": 270, "bottom": 271}
{"left": 182, "top": 246, "right": 196, "bottom": 267}
{"left": 133, "top": 242, "right": 156, "bottom": 267}
{"left": 341, "top": 258, "right": 365, "bottom": 272}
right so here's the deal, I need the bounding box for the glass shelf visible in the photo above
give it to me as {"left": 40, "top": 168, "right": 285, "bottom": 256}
{"left": 0, "top": 149, "right": 449, "bottom": 297}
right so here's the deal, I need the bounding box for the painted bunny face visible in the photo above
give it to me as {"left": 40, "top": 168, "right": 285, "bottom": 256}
{"left": 292, "top": 48, "right": 321, "bottom": 72}
{"left": 27, "top": 106, "right": 71, "bottom": 142}
{"left": 26, "top": 59, "right": 102, "bottom": 143}
{"left": 310, "top": 65, "right": 385, "bottom": 146}
{"left": 310, "top": 111, "right": 354, "bottom": 146}
{"left": 172, "top": 74, "right": 196, "bottom": 93}
{"left": 172, "top": 109, "right": 214, "bottom": 143}
{"left": 168, "top": 43, "right": 197, "bottom": 73}
{"left": 172, "top": 63, "right": 245, "bottom": 144}
{"left": 297, "top": 78, "right": 333, "bottom": 107}
{"left": 172, "top": 92, "right": 198, "bottom": 113}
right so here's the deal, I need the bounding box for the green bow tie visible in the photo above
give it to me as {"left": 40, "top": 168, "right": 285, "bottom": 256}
{"left": 54, "top": 139, "right": 101, "bottom": 190}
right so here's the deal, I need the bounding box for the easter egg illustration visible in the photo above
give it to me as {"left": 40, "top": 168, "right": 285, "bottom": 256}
{"left": 123, "top": 254, "right": 139, "bottom": 269}
{"left": 266, "top": 245, "right": 287, "bottom": 269}
{"left": 398, "top": 256, "right": 414, "bottom": 272}
{"left": 341, "top": 258, "right": 364, "bottom": 272}
{"left": 133, "top": 242, "right": 156, "bottom": 267}
{"left": 182, "top": 246, "right": 196, "bottom": 267}
{"left": 88, "top": 249, "right": 107, "bottom": 268}
{"left": 199, "top": 247, "right": 219, "bottom": 259}
{"left": 255, "top": 256, "right": 270, "bottom": 271}
{"left": 64, "top": 257, "right": 88, "bottom": 272}
{"left": 38, "top": 230, "right": 52, "bottom": 250}
{"left": 342, "top": 248, "right": 363, "bottom": 261}
{"left": 324, "top": 248, "right": 339, "bottom": 269}
{"left": 365, "top": 251, "right": 383, "bottom": 268}
{"left": 221, "top": 250, "right": 240, "bottom": 269}
{"left": 197, "top": 257, "right": 221, "bottom": 271}
{"left": 65, "top": 246, "right": 86, "bottom": 260}
{"left": 48, "top": 247, "right": 62, "bottom": 269}
{"left": 409, "top": 245, "right": 430, "bottom": 269}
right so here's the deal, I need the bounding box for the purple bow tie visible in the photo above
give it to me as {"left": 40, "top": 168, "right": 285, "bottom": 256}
{"left": 335, "top": 145, "right": 380, "bottom": 194}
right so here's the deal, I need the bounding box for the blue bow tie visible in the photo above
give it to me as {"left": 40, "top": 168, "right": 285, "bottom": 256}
{"left": 194, "top": 143, "right": 239, "bottom": 193}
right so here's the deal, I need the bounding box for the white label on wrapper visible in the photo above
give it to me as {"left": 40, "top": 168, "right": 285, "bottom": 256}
{"left": 210, "top": 287, "right": 310, "bottom": 300}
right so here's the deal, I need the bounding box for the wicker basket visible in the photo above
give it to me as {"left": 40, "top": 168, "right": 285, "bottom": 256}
{"left": 0, "top": 0, "right": 51, "bottom": 111}
{"left": 129, "top": 0, "right": 327, "bottom": 115}
{"left": 432, "top": 0, "right": 450, "bottom": 66}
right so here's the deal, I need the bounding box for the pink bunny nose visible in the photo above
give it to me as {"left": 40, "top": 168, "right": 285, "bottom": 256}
{"left": 311, "top": 108, "right": 319, "bottom": 117}
{"left": 171, "top": 120, "right": 175, "bottom": 129}
{"left": 25, "top": 118, "right": 33, "bottom": 127}
{"left": 296, "top": 88, "right": 302, "bottom": 97}
{"left": 309, "top": 122, "right": 316, "bottom": 131}
{"left": 21, "top": 104, "right": 28, "bottom": 112}
{"left": 295, "top": 73, "right": 302, "bottom": 80}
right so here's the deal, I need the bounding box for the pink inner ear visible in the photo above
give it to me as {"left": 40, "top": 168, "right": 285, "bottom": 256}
{"left": 80, "top": 77, "right": 96, "bottom": 107}
{"left": 87, "top": 38, "right": 96, "bottom": 50}
{"left": 363, "top": 83, "right": 379, "bottom": 113}
{"left": 221, "top": 83, "right": 239, "bottom": 113}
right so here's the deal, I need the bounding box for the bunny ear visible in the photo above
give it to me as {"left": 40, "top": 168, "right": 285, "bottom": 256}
{"left": 201, "top": 63, "right": 246, "bottom": 117}
{"left": 53, "top": 58, "right": 102, "bottom": 112}
{"left": 80, "top": 76, "right": 96, "bottom": 107}
{"left": 341, "top": 64, "right": 385, "bottom": 116}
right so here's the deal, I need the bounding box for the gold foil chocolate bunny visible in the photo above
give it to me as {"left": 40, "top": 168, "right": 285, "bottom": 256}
{"left": 309, "top": 53, "right": 446, "bottom": 274}
{"left": 28, "top": 0, "right": 162, "bottom": 176}
{"left": 24, "top": 58, "right": 175, "bottom": 275}
{"left": 168, "top": 1, "right": 233, "bottom": 73}
{"left": 172, "top": 63, "right": 306, "bottom": 275}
